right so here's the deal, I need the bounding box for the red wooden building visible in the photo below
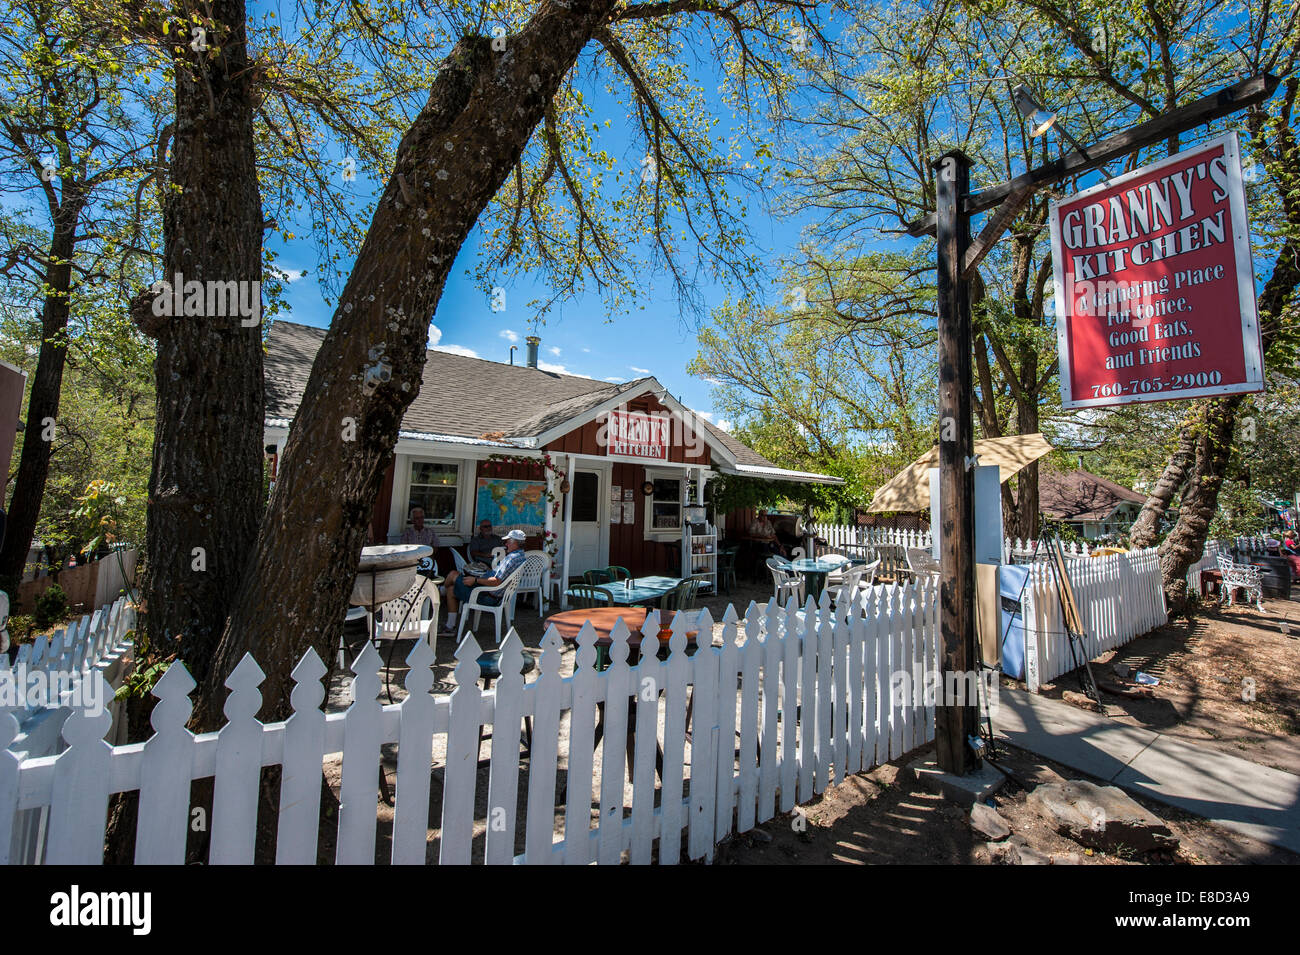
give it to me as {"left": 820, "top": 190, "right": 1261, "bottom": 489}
{"left": 264, "top": 321, "right": 840, "bottom": 583}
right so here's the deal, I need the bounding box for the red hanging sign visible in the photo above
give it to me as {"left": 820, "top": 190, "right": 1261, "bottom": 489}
{"left": 1050, "top": 132, "right": 1264, "bottom": 409}
{"left": 606, "top": 410, "right": 670, "bottom": 460}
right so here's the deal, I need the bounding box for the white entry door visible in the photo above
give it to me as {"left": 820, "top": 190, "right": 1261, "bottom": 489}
{"left": 569, "top": 469, "right": 603, "bottom": 576}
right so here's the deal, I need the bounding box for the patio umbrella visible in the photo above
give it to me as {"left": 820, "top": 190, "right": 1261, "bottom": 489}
{"left": 866, "top": 433, "right": 1054, "bottom": 512}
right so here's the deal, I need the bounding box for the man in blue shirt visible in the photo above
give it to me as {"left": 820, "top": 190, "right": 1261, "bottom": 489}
{"left": 440, "top": 529, "right": 529, "bottom": 635}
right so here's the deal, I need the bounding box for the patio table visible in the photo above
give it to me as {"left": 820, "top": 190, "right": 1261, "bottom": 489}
{"left": 564, "top": 575, "right": 682, "bottom": 607}
{"left": 789, "top": 557, "right": 853, "bottom": 602}
{"left": 544, "top": 607, "right": 700, "bottom": 656}
{"left": 543, "top": 607, "right": 702, "bottom": 783}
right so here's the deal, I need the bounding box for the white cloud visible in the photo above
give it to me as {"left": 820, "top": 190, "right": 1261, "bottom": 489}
{"left": 499, "top": 329, "right": 519, "bottom": 343}
{"left": 603, "top": 375, "right": 624, "bottom": 382}
{"left": 716, "top": 419, "right": 733, "bottom": 432}
{"left": 270, "top": 267, "right": 309, "bottom": 283}
{"left": 696, "top": 411, "right": 715, "bottom": 422}
{"left": 548, "top": 346, "right": 562, "bottom": 357}
{"left": 433, "top": 343, "right": 480, "bottom": 358}
{"left": 581, "top": 347, "right": 591, "bottom": 353}
{"left": 702, "top": 376, "right": 723, "bottom": 386}
{"left": 538, "top": 360, "right": 569, "bottom": 374}
{"left": 427, "top": 323, "right": 442, "bottom": 347}
{"left": 629, "top": 366, "right": 651, "bottom": 375}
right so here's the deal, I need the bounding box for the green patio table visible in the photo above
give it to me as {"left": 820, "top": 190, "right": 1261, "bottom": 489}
{"left": 789, "top": 557, "right": 854, "bottom": 602}
{"left": 564, "top": 575, "right": 683, "bottom": 607}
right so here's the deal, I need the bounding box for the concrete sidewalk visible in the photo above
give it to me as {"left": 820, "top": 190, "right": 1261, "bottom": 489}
{"left": 991, "top": 688, "right": 1300, "bottom": 855}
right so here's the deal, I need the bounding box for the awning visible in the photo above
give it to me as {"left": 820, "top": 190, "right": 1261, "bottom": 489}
{"left": 716, "top": 463, "right": 844, "bottom": 486}
{"left": 867, "top": 433, "right": 1053, "bottom": 512}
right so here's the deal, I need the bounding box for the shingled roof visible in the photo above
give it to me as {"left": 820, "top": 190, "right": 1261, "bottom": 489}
{"left": 266, "top": 320, "right": 645, "bottom": 441}
{"left": 264, "top": 320, "right": 840, "bottom": 484}
{"left": 1039, "top": 468, "right": 1144, "bottom": 523}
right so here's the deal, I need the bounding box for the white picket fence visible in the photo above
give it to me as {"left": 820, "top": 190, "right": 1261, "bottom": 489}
{"left": 1017, "top": 548, "right": 1167, "bottom": 690}
{"left": 809, "top": 523, "right": 1100, "bottom": 562}
{"left": 3, "top": 598, "right": 136, "bottom": 864}
{"left": 2, "top": 584, "right": 943, "bottom": 865}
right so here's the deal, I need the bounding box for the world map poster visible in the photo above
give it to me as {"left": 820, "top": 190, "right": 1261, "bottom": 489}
{"left": 475, "top": 478, "right": 546, "bottom": 535}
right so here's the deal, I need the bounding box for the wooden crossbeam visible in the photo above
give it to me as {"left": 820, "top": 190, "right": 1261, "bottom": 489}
{"left": 907, "top": 73, "right": 1278, "bottom": 239}
{"left": 961, "top": 185, "right": 1034, "bottom": 278}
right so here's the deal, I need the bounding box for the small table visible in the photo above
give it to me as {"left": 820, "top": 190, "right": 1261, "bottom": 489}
{"left": 789, "top": 557, "right": 852, "bottom": 601}
{"left": 544, "top": 607, "right": 698, "bottom": 654}
{"left": 544, "top": 607, "right": 702, "bottom": 782}
{"left": 564, "top": 575, "right": 682, "bottom": 607}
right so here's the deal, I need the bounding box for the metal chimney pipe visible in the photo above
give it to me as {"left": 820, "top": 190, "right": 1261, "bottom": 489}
{"left": 525, "top": 335, "right": 540, "bottom": 369}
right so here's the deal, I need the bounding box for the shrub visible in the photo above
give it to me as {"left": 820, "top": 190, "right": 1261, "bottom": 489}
{"left": 34, "top": 584, "right": 68, "bottom": 630}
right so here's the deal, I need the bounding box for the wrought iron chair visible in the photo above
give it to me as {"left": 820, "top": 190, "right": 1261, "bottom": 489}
{"left": 1217, "top": 553, "right": 1264, "bottom": 611}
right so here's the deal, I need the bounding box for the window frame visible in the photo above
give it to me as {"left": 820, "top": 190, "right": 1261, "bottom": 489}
{"left": 643, "top": 469, "right": 695, "bottom": 539}
{"left": 405, "top": 458, "right": 461, "bottom": 530}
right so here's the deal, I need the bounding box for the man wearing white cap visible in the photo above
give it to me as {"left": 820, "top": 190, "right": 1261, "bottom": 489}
{"left": 440, "top": 528, "right": 529, "bottom": 635}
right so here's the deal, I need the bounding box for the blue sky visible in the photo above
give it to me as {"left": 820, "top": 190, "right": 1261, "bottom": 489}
{"left": 261, "top": 21, "right": 825, "bottom": 434}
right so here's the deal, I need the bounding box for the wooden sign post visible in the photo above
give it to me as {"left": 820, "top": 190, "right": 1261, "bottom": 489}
{"left": 916, "top": 74, "right": 1277, "bottom": 776}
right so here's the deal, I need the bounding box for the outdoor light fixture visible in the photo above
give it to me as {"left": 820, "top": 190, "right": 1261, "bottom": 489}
{"left": 1012, "top": 84, "right": 1057, "bottom": 137}
{"left": 1011, "top": 83, "right": 1094, "bottom": 163}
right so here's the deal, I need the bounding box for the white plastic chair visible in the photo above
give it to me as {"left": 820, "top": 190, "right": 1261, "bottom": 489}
{"left": 456, "top": 564, "right": 527, "bottom": 645}
{"left": 451, "top": 547, "right": 468, "bottom": 574}
{"left": 822, "top": 553, "right": 852, "bottom": 587}
{"left": 374, "top": 577, "right": 440, "bottom": 644}
{"left": 512, "top": 551, "right": 551, "bottom": 617}
{"left": 767, "top": 556, "right": 804, "bottom": 604}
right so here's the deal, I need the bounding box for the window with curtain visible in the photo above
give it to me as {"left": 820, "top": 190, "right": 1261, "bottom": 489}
{"left": 407, "top": 460, "right": 459, "bottom": 525}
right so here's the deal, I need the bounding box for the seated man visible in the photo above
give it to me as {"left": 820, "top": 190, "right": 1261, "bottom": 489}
{"left": 748, "top": 509, "right": 787, "bottom": 558}
{"left": 400, "top": 507, "right": 440, "bottom": 548}
{"left": 467, "top": 519, "right": 498, "bottom": 564}
{"left": 440, "top": 529, "right": 528, "bottom": 635}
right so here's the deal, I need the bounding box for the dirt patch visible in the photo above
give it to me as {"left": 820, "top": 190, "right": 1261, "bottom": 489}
{"left": 1035, "top": 596, "right": 1300, "bottom": 774}
{"left": 717, "top": 743, "right": 1298, "bottom": 866}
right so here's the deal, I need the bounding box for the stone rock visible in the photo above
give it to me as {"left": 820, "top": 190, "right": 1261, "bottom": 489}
{"left": 750, "top": 828, "right": 773, "bottom": 844}
{"left": 970, "top": 801, "right": 1011, "bottom": 841}
{"left": 1051, "top": 852, "right": 1084, "bottom": 865}
{"left": 1027, "top": 780, "right": 1178, "bottom": 853}
{"left": 986, "top": 841, "right": 1016, "bottom": 864}
{"left": 1062, "top": 689, "right": 1101, "bottom": 712}
{"left": 1016, "top": 844, "right": 1049, "bottom": 865}
{"left": 1000, "top": 834, "right": 1047, "bottom": 864}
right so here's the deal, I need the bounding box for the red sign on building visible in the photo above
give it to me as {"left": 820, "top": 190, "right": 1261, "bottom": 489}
{"left": 1050, "top": 132, "right": 1264, "bottom": 410}
{"left": 606, "top": 409, "right": 670, "bottom": 460}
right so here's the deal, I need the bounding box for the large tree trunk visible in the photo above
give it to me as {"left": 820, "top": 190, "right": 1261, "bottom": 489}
{"left": 195, "top": 0, "right": 618, "bottom": 729}
{"left": 0, "top": 198, "right": 83, "bottom": 589}
{"left": 1152, "top": 83, "right": 1300, "bottom": 606}
{"left": 138, "top": 0, "right": 265, "bottom": 689}
{"left": 1129, "top": 408, "right": 1200, "bottom": 548}
{"left": 1158, "top": 395, "right": 1241, "bottom": 615}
